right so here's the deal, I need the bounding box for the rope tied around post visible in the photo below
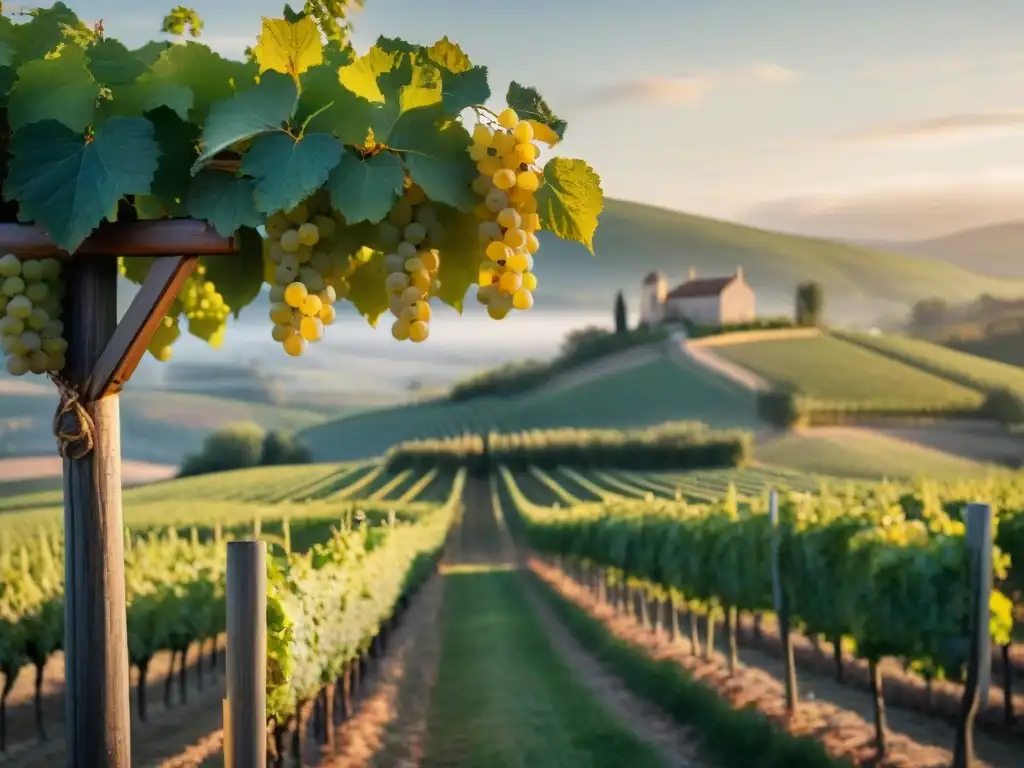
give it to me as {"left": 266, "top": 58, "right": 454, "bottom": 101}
{"left": 49, "top": 374, "right": 96, "bottom": 460}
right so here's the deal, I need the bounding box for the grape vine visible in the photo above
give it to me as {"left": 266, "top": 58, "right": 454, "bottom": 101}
{"left": 0, "top": 3, "right": 603, "bottom": 373}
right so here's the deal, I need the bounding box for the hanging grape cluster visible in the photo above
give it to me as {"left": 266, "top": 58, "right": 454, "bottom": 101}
{"left": 380, "top": 183, "right": 444, "bottom": 343}
{"left": 469, "top": 109, "right": 542, "bottom": 320}
{"left": 0, "top": 254, "right": 69, "bottom": 376}
{"left": 145, "top": 264, "right": 231, "bottom": 362}
{"left": 264, "top": 192, "right": 350, "bottom": 357}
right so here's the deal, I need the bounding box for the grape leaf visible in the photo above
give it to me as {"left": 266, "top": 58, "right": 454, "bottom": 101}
{"left": 434, "top": 207, "right": 481, "bottom": 312}
{"left": 9, "top": 2, "right": 81, "bottom": 63}
{"left": 296, "top": 63, "right": 378, "bottom": 145}
{"left": 389, "top": 106, "right": 476, "bottom": 211}
{"left": 425, "top": 37, "right": 489, "bottom": 115}
{"left": 339, "top": 46, "right": 399, "bottom": 101}
{"left": 507, "top": 82, "right": 567, "bottom": 140}
{"left": 120, "top": 256, "right": 155, "bottom": 285}
{"left": 204, "top": 227, "right": 265, "bottom": 318}
{"left": 527, "top": 120, "right": 560, "bottom": 147}
{"left": 144, "top": 42, "right": 258, "bottom": 124}
{"left": 193, "top": 71, "right": 299, "bottom": 172}
{"left": 326, "top": 150, "right": 404, "bottom": 224}
{"left": 146, "top": 107, "right": 199, "bottom": 212}
{"left": 6, "top": 117, "right": 160, "bottom": 252}
{"left": 101, "top": 80, "right": 194, "bottom": 122}
{"left": 254, "top": 16, "right": 323, "bottom": 78}
{"left": 86, "top": 38, "right": 148, "bottom": 85}
{"left": 535, "top": 158, "right": 603, "bottom": 255}
{"left": 242, "top": 131, "right": 342, "bottom": 215}
{"left": 346, "top": 251, "right": 389, "bottom": 325}
{"left": 187, "top": 172, "right": 264, "bottom": 237}
{"left": 339, "top": 47, "right": 440, "bottom": 140}
{"left": 132, "top": 41, "right": 170, "bottom": 66}
{"left": 7, "top": 43, "right": 100, "bottom": 132}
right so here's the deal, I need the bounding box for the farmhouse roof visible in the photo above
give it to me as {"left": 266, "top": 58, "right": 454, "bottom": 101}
{"left": 666, "top": 275, "right": 737, "bottom": 299}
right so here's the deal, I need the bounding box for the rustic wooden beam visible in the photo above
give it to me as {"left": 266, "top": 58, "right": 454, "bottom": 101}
{"left": 0, "top": 220, "right": 235, "bottom": 258}
{"left": 84, "top": 255, "right": 199, "bottom": 401}
{"left": 61, "top": 255, "right": 132, "bottom": 768}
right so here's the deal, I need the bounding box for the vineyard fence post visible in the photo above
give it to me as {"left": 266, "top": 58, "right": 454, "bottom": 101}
{"left": 226, "top": 540, "right": 268, "bottom": 768}
{"left": 953, "top": 502, "right": 993, "bottom": 768}
{"left": 769, "top": 489, "right": 798, "bottom": 714}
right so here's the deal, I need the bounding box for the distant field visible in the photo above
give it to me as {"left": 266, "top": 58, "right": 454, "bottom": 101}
{"left": 0, "top": 386, "right": 337, "bottom": 466}
{"left": 836, "top": 330, "right": 1024, "bottom": 397}
{"left": 754, "top": 428, "right": 996, "bottom": 480}
{"left": 712, "top": 335, "right": 984, "bottom": 409}
{"left": 300, "top": 356, "right": 759, "bottom": 462}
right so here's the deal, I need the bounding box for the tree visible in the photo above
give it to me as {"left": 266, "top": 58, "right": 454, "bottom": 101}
{"left": 179, "top": 422, "right": 266, "bottom": 477}
{"left": 795, "top": 282, "right": 824, "bottom": 326}
{"left": 261, "top": 431, "right": 312, "bottom": 466}
{"left": 910, "top": 298, "right": 949, "bottom": 329}
{"left": 614, "top": 291, "right": 627, "bottom": 334}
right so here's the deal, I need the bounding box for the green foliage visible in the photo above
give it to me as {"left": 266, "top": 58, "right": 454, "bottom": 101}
{"left": 613, "top": 291, "right": 627, "bottom": 334}
{"left": 682, "top": 317, "right": 794, "bottom": 339}
{"left": 384, "top": 422, "right": 752, "bottom": 474}
{"left": 981, "top": 388, "right": 1024, "bottom": 426}
{"left": 0, "top": 5, "right": 603, "bottom": 357}
{"left": 177, "top": 422, "right": 316, "bottom": 477}
{"left": 795, "top": 281, "right": 824, "bottom": 327}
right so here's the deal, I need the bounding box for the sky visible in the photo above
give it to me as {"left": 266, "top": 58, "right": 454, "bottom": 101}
{"left": 73, "top": 1, "right": 1024, "bottom": 240}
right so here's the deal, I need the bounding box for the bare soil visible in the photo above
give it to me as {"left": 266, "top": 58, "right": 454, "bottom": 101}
{"left": 531, "top": 558, "right": 1022, "bottom": 768}
{"left": 0, "top": 455, "right": 176, "bottom": 487}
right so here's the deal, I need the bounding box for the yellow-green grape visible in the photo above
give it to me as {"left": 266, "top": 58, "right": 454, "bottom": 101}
{"left": 0, "top": 315, "right": 23, "bottom": 335}
{"left": 319, "top": 303, "right": 336, "bottom": 325}
{"left": 270, "top": 303, "right": 294, "bottom": 326}
{"left": 404, "top": 256, "right": 425, "bottom": 273}
{"left": 284, "top": 282, "right": 308, "bottom": 308}
{"left": 525, "top": 232, "right": 540, "bottom": 254}
{"left": 516, "top": 170, "right": 539, "bottom": 191}
{"left": 497, "top": 109, "right": 518, "bottom": 130}
{"left": 282, "top": 332, "right": 306, "bottom": 357}
{"left": 0, "top": 253, "right": 21, "bottom": 278}
{"left": 513, "top": 120, "right": 534, "bottom": 144}
{"left": 299, "top": 316, "right": 324, "bottom": 342}
{"left": 496, "top": 208, "right": 521, "bottom": 230}
{"left": 285, "top": 203, "right": 308, "bottom": 225}
{"left": 5, "top": 354, "right": 29, "bottom": 376}
{"left": 469, "top": 144, "right": 488, "bottom": 161}
{"left": 478, "top": 221, "right": 502, "bottom": 243}
{"left": 503, "top": 229, "right": 527, "bottom": 250}
{"left": 2, "top": 276, "right": 25, "bottom": 297}
{"left": 492, "top": 132, "right": 516, "bottom": 156}
{"left": 412, "top": 300, "right": 431, "bottom": 322}
{"left": 391, "top": 319, "right": 411, "bottom": 341}
{"left": 401, "top": 286, "right": 423, "bottom": 305}
{"left": 471, "top": 174, "right": 493, "bottom": 196}
{"left": 298, "top": 222, "right": 320, "bottom": 246}
{"left": 515, "top": 142, "right": 537, "bottom": 164}
{"left": 397, "top": 241, "right": 418, "bottom": 259}
{"left": 410, "top": 269, "right": 431, "bottom": 294}
{"left": 499, "top": 271, "right": 522, "bottom": 294}
{"left": 27, "top": 350, "right": 48, "bottom": 375}
{"left": 271, "top": 324, "right": 290, "bottom": 342}
{"left": 484, "top": 188, "right": 509, "bottom": 212}
{"left": 300, "top": 293, "right": 323, "bottom": 317}
{"left": 385, "top": 272, "right": 410, "bottom": 293}
{"left": 493, "top": 169, "right": 516, "bottom": 191}
{"left": 421, "top": 250, "right": 440, "bottom": 273}
{"left": 409, "top": 320, "right": 429, "bottom": 343}
{"left": 265, "top": 212, "right": 289, "bottom": 239}
{"left": 280, "top": 229, "right": 301, "bottom": 253}
{"left": 522, "top": 213, "right": 541, "bottom": 233}
{"left": 506, "top": 251, "right": 530, "bottom": 274}
{"left": 485, "top": 241, "right": 509, "bottom": 262}
{"left": 523, "top": 272, "right": 538, "bottom": 291}
{"left": 472, "top": 123, "right": 493, "bottom": 146}
{"left": 513, "top": 289, "right": 534, "bottom": 310}
{"left": 403, "top": 222, "right": 426, "bottom": 245}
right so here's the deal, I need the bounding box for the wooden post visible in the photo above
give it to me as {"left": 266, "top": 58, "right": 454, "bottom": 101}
{"left": 953, "top": 503, "right": 994, "bottom": 768}
{"left": 226, "top": 541, "right": 267, "bottom": 768}
{"left": 61, "top": 255, "right": 132, "bottom": 767}
{"left": 769, "top": 489, "right": 799, "bottom": 714}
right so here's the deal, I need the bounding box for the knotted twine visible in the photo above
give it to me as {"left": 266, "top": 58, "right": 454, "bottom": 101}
{"left": 48, "top": 373, "right": 95, "bottom": 460}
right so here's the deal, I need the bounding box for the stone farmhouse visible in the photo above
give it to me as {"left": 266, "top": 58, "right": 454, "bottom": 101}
{"left": 640, "top": 267, "right": 756, "bottom": 327}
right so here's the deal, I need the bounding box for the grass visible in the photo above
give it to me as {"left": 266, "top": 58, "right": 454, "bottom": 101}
{"left": 712, "top": 334, "right": 984, "bottom": 409}
{"left": 836, "top": 330, "right": 1024, "bottom": 398}
{"left": 754, "top": 429, "right": 994, "bottom": 480}
{"left": 422, "top": 567, "right": 665, "bottom": 768}
{"left": 301, "top": 356, "right": 759, "bottom": 462}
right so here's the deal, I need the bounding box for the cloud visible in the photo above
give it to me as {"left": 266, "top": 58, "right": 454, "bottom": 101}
{"left": 582, "top": 62, "right": 797, "bottom": 107}
{"left": 835, "top": 111, "right": 1024, "bottom": 145}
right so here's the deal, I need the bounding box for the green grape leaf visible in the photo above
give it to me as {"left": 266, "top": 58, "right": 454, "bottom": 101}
{"left": 6, "top": 117, "right": 160, "bottom": 252}
{"left": 338, "top": 48, "right": 440, "bottom": 142}
{"left": 389, "top": 106, "right": 476, "bottom": 211}
{"left": 507, "top": 82, "right": 567, "bottom": 140}
{"left": 253, "top": 16, "right": 323, "bottom": 78}
{"left": 535, "top": 158, "right": 603, "bottom": 254}
{"left": 326, "top": 150, "right": 405, "bottom": 225}
{"left": 241, "top": 132, "right": 342, "bottom": 215}
{"left": 7, "top": 43, "right": 100, "bottom": 132}
{"left": 375, "top": 36, "right": 420, "bottom": 57}
{"left": 8, "top": 2, "right": 82, "bottom": 63}
{"left": 339, "top": 46, "right": 399, "bottom": 101}
{"left": 132, "top": 41, "right": 170, "bottom": 66}
{"left": 146, "top": 106, "right": 200, "bottom": 208}
{"left": 204, "top": 227, "right": 265, "bottom": 318}
{"left": 101, "top": 80, "right": 194, "bottom": 122}
{"left": 296, "top": 63, "right": 378, "bottom": 145}
{"left": 120, "top": 255, "right": 155, "bottom": 285}
{"left": 144, "top": 42, "right": 258, "bottom": 124}
{"left": 194, "top": 71, "right": 299, "bottom": 172}
{"left": 187, "top": 172, "right": 264, "bottom": 237}
{"left": 346, "top": 251, "right": 389, "bottom": 325}
{"left": 134, "top": 195, "right": 170, "bottom": 220}
{"left": 434, "top": 207, "right": 481, "bottom": 312}
{"left": 426, "top": 37, "right": 489, "bottom": 115}
{"left": 86, "top": 37, "right": 148, "bottom": 85}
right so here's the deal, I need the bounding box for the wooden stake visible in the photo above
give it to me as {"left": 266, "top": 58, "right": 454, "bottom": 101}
{"left": 226, "top": 541, "right": 267, "bottom": 768}
{"left": 61, "top": 256, "right": 132, "bottom": 767}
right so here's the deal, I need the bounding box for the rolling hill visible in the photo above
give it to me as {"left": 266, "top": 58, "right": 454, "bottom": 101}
{"left": 865, "top": 221, "right": 1024, "bottom": 279}
{"left": 533, "top": 200, "right": 1024, "bottom": 319}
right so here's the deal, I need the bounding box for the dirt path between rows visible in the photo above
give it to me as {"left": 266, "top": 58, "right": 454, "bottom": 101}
{"left": 531, "top": 558, "right": 1022, "bottom": 768}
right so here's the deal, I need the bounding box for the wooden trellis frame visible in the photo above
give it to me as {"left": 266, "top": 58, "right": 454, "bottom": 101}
{"left": 9, "top": 218, "right": 236, "bottom": 768}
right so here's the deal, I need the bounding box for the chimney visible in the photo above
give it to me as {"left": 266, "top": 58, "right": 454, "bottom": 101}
{"left": 735, "top": 265, "right": 743, "bottom": 281}
{"left": 688, "top": 268, "right": 696, "bottom": 281}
